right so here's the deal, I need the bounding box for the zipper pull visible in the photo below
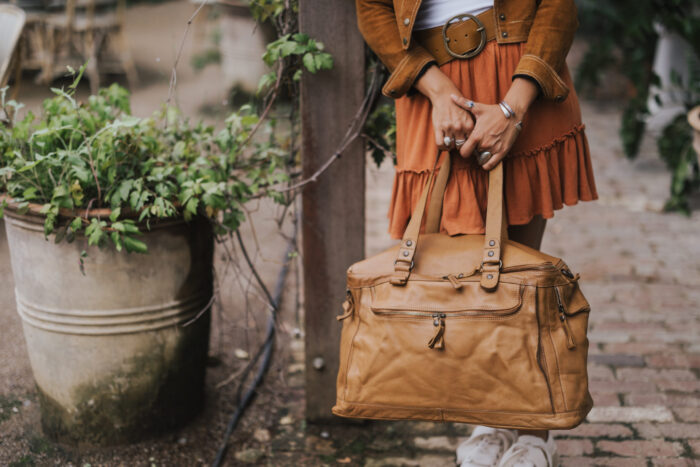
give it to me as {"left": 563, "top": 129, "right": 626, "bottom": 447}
{"left": 337, "top": 290, "right": 354, "bottom": 321}
{"left": 445, "top": 273, "right": 463, "bottom": 289}
{"left": 554, "top": 286, "right": 576, "bottom": 349}
{"left": 559, "top": 313, "right": 576, "bottom": 349}
{"left": 428, "top": 313, "right": 446, "bottom": 349}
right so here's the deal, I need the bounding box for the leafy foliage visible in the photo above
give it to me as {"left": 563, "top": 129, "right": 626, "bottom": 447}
{"left": 576, "top": 0, "right": 700, "bottom": 211}
{"left": 363, "top": 102, "right": 397, "bottom": 167}
{"left": 658, "top": 114, "right": 699, "bottom": 214}
{"left": 0, "top": 68, "right": 291, "bottom": 253}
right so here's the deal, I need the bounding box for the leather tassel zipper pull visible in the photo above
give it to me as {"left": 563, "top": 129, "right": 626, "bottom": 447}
{"left": 554, "top": 287, "right": 576, "bottom": 349}
{"left": 428, "top": 313, "right": 446, "bottom": 349}
{"left": 559, "top": 313, "right": 576, "bottom": 349}
{"left": 446, "top": 274, "right": 463, "bottom": 289}
{"left": 337, "top": 290, "right": 354, "bottom": 321}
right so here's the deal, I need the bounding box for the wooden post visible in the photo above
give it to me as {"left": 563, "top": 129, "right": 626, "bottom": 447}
{"left": 299, "top": 0, "right": 365, "bottom": 422}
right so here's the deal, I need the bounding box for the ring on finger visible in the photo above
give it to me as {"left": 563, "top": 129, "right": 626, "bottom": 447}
{"left": 443, "top": 136, "right": 454, "bottom": 147}
{"left": 477, "top": 150, "right": 492, "bottom": 166}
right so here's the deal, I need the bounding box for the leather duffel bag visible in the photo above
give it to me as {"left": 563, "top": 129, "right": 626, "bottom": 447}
{"left": 332, "top": 150, "right": 593, "bottom": 429}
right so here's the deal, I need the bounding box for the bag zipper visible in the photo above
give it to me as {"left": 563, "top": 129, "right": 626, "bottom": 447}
{"left": 372, "top": 291, "right": 523, "bottom": 350}
{"left": 553, "top": 286, "right": 587, "bottom": 350}
{"left": 438, "top": 263, "right": 557, "bottom": 288}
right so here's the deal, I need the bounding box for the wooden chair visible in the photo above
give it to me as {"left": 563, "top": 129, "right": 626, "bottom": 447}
{"left": 41, "top": 0, "right": 137, "bottom": 92}
{"left": 0, "top": 4, "right": 26, "bottom": 89}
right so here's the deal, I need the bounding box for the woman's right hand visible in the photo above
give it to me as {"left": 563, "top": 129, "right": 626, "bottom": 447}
{"left": 414, "top": 65, "right": 475, "bottom": 152}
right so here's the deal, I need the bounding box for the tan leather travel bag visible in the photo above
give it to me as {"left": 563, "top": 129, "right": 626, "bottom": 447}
{"left": 332, "top": 150, "right": 593, "bottom": 429}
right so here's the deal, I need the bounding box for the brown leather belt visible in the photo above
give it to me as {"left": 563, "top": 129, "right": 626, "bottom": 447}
{"left": 413, "top": 9, "right": 497, "bottom": 66}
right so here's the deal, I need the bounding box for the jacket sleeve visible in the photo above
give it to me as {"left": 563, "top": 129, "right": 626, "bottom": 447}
{"left": 512, "top": 0, "right": 579, "bottom": 101}
{"left": 355, "top": 0, "right": 436, "bottom": 98}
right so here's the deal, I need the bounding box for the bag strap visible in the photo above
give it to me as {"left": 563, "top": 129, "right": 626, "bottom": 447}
{"left": 391, "top": 149, "right": 507, "bottom": 291}
{"left": 425, "top": 151, "right": 450, "bottom": 234}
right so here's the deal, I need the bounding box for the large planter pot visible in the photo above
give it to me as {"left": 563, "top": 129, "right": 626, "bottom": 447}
{"left": 3, "top": 207, "right": 214, "bottom": 445}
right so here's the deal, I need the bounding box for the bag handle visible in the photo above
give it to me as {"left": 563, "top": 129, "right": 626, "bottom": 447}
{"left": 390, "top": 149, "right": 507, "bottom": 291}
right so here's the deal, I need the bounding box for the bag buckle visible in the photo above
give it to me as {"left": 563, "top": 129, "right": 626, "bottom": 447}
{"left": 480, "top": 259, "right": 502, "bottom": 271}
{"left": 394, "top": 259, "right": 415, "bottom": 271}
{"left": 441, "top": 13, "right": 487, "bottom": 59}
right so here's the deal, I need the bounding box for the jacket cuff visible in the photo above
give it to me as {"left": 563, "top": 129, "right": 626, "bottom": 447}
{"left": 381, "top": 48, "right": 436, "bottom": 99}
{"left": 513, "top": 54, "right": 569, "bottom": 102}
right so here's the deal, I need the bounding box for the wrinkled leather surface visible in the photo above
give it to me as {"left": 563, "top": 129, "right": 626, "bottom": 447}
{"left": 333, "top": 155, "right": 593, "bottom": 430}
{"left": 355, "top": 0, "right": 578, "bottom": 100}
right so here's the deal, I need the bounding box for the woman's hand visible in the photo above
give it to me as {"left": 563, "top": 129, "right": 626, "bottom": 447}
{"left": 414, "top": 65, "right": 475, "bottom": 151}
{"left": 450, "top": 77, "right": 540, "bottom": 170}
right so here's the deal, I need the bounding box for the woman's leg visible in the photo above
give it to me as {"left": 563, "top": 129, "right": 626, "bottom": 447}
{"left": 507, "top": 214, "right": 547, "bottom": 251}
{"left": 507, "top": 214, "right": 549, "bottom": 441}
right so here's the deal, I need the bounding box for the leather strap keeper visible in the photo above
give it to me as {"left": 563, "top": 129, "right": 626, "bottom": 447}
{"left": 413, "top": 9, "right": 497, "bottom": 66}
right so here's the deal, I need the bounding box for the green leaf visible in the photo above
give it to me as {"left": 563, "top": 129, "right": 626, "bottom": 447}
{"left": 109, "top": 207, "right": 121, "bottom": 222}
{"left": 303, "top": 53, "right": 316, "bottom": 73}
{"left": 69, "top": 217, "right": 83, "bottom": 232}
{"left": 123, "top": 235, "right": 148, "bottom": 254}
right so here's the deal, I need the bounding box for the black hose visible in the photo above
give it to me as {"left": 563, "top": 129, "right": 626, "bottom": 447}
{"left": 211, "top": 227, "right": 297, "bottom": 467}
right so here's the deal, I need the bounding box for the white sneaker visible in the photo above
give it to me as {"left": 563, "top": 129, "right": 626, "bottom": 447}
{"left": 456, "top": 425, "right": 518, "bottom": 467}
{"left": 498, "top": 433, "right": 559, "bottom": 467}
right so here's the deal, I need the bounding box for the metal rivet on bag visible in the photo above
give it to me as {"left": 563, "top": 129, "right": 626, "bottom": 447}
{"left": 502, "top": 31, "right": 508, "bottom": 38}
{"left": 487, "top": 274, "right": 493, "bottom": 279}
{"left": 489, "top": 240, "right": 495, "bottom": 246}
{"left": 403, "top": 37, "right": 408, "bottom": 45}
{"left": 312, "top": 357, "right": 325, "bottom": 371}
{"left": 403, "top": 251, "right": 410, "bottom": 257}
{"left": 458, "top": 273, "right": 463, "bottom": 278}
{"left": 488, "top": 251, "right": 494, "bottom": 257}
{"left": 404, "top": 17, "right": 410, "bottom": 25}
{"left": 406, "top": 240, "right": 413, "bottom": 247}
{"left": 499, "top": 13, "right": 506, "bottom": 20}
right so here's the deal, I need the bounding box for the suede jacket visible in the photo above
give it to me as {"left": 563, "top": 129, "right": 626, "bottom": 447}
{"left": 355, "top": 0, "right": 579, "bottom": 101}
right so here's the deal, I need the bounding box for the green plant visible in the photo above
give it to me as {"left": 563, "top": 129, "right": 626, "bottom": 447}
{"left": 0, "top": 50, "right": 328, "bottom": 254}
{"left": 576, "top": 0, "right": 700, "bottom": 211}
{"left": 363, "top": 101, "right": 396, "bottom": 167}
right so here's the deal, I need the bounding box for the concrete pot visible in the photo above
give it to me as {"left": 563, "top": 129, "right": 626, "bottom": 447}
{"left": 3, "top": 207, "right": 214, "bottom": 445}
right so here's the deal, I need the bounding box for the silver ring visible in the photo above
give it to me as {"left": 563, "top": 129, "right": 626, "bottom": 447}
{"left": 443, "top": 136, "right": 453, "bottom": 146}
{"left": 465, "top": 100, "right": 475, "bottom": 109}
{"left": 477, "top": 151, "right": 492, "bottom": 165}
{"left": 455, "top": 139, "right": 466, "bottom": 147}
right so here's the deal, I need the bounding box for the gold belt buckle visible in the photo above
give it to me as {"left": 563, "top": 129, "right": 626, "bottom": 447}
{"left": 441, "top": 13, "right": 487, "bottom": 59}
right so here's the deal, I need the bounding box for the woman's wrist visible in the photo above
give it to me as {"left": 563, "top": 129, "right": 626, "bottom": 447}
{"left": 503, "top": 77, "right": 539, "bottom": 121}
{"left": 414, "top": 65, "right": 458, "bottom": 102}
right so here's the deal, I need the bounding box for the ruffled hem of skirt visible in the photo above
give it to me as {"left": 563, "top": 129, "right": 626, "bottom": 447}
{"left": 386, "top": 125, "right": 599, "bottom": 240}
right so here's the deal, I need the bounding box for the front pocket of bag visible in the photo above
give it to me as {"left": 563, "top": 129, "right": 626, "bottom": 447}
{"left": 342, "top": 280, "right": 553, "bottom": 414}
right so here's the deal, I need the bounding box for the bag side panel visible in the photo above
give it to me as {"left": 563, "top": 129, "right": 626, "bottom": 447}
{"left": 541, "top": 279, "right": 593, "bottom": 421}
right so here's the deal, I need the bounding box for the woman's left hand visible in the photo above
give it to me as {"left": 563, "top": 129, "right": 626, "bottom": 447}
{"left": 450, "top": 95, "right": 521, "bottom": 171}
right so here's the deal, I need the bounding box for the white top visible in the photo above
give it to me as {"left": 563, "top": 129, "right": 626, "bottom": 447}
{"left": 413, "top": 0, "right": 494, "bottom": 31}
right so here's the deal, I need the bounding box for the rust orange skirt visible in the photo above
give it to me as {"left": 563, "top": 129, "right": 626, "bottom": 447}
{"left": 388, "top": 41, "right": 598, "bottom": 239}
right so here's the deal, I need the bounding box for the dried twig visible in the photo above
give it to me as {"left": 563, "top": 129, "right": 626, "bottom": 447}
{"left": 276, "top": 61, "right": 384, "bottom": 193}
{"left": 165, "top": 0, "right": 208, "bottom": 110}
